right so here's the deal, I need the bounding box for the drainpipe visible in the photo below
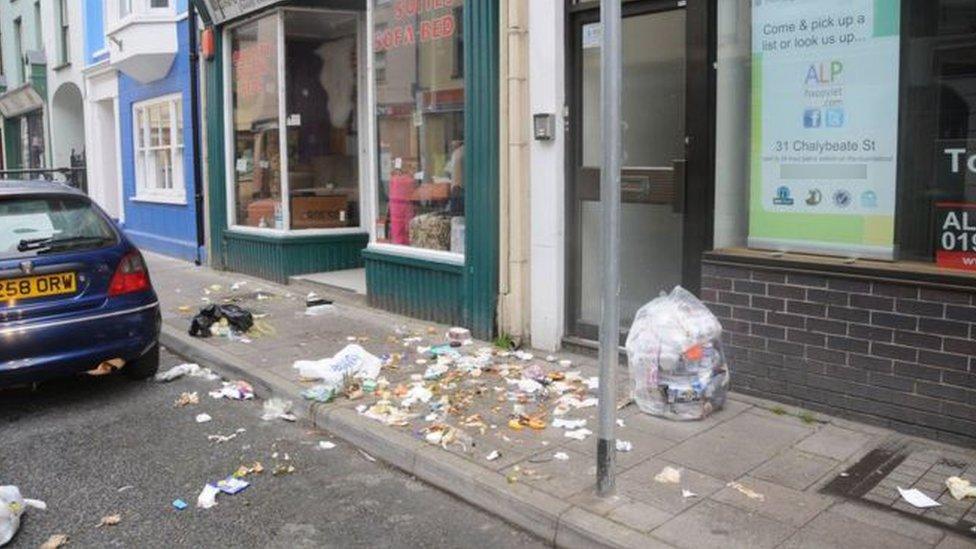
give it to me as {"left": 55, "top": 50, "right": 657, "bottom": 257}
{"left": 188, "top": 1, "right": 205, "bottom": 266}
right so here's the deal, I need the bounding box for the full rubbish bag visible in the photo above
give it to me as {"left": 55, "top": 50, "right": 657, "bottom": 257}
{"left": 625, "top": 286, "right": 730, "bottom": 420}
{"left": 189, "top": 304, "right": 254, "bottom": 337}
{"left": 1, "top": 486, "right": 46, "bottom": 546}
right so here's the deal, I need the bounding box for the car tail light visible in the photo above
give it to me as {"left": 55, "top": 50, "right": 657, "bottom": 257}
{"left": 108, "top": 251, "right": 151, "bottom": 296}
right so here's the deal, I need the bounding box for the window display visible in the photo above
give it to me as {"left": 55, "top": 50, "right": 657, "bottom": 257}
{"left": 284, "top": 11, "right": 360, "bottom": 229}
{"left": 373, "top": 0, "right": 465, "bottom": 254}
{"left": 230, "top": 15, "right": 281, "bottom": 228}
{"left": 228, "top": 10, "right": 363, "bottom": 231}
{"left": 714, "top": 0, "right": 976, "bottom": 269}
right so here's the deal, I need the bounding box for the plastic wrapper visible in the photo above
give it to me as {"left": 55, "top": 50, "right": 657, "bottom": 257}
{"left": 625, "top": 286, "right": 730, "bottom": 420}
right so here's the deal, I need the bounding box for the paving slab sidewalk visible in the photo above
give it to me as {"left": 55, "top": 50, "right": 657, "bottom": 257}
{"left": 146, "top": 253, "right": 976, "bottom": 548}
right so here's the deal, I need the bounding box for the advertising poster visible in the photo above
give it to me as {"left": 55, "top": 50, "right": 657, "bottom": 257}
{"left": 935, "top": 202, "right": 976, "bottom": 271}
{"left": 749, "top": 0, "right": 900, "bottom": 259}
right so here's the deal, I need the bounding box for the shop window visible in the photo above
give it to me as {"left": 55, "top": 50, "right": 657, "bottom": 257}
{"left": 372, "top": 0, "right": 465, "bottom": 255}
{"left": 229, "top": 15, "right": 281, "bottom": 228}
{"left": 284, "top": 10, "right": 360, "bottom": 230}
{"left": 714, "top": 0, "right": 976, "bottom": 270}
{"left": 133, "top": 95, "right": 185, "bottom": 203}
{"left": 227, "top": 10, "right": 362, "bottom": 231}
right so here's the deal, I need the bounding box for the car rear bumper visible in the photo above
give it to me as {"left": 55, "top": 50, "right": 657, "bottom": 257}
{"left": 0, "top": 301, "right": 160, "bottom": 385}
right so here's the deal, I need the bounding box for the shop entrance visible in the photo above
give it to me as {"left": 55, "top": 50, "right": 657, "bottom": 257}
{"left": 566, "top": 1, "right": 689, "bottom": 342}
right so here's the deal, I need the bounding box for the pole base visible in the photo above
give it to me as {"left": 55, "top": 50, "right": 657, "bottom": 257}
{"left": 596, "top": 437, "right": 616, "bottom": 495}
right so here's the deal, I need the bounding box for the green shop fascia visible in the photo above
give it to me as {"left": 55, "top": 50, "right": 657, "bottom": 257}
{"left": 193, "top": 0, "right": 499, "bottom": 338}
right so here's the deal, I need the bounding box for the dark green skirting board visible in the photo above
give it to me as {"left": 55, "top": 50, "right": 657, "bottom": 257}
{"left": 222, "top": 231, "right": 368, "bottom": 284}
{"left": 363, "top": 249, "right": 464, "bottom": 326}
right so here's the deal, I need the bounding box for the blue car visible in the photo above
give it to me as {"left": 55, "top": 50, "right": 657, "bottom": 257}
{"left": 0, "top": 181, "right": 160, "bottom": 385}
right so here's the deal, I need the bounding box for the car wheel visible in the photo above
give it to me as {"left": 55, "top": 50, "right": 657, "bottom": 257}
{"left": 124, "top": 344, "right": 160, "bottom": 380}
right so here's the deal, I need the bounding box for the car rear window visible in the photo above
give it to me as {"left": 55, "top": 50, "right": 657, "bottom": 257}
{"left": 0, "top": 195, "right": 117, "bottom": 259}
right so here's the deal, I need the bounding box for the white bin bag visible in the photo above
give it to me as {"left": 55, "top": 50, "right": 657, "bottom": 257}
{"left": 625, "top": 286, "right": 731, "bottom": 420}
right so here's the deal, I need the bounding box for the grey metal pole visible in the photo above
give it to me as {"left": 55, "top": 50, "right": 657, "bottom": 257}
{"left": 596, "top": 0, "right": 621, "bottom": 496}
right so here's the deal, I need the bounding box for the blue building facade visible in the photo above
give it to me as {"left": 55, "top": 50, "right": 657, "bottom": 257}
{"left": 84, "top": 0, "right": 202, "bottom": 262}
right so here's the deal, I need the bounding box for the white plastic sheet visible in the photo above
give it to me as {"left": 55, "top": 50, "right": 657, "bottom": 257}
{"left": 293, "top": 344, "right": 382, "bottom": 385}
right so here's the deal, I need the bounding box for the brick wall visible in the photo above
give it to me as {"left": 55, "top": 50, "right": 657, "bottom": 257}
{"left": 701, "top": 261, "right": 976, "bottom": 447}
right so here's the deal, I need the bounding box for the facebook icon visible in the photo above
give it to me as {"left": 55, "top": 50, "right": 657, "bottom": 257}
{"left": 803, "top": 108, "right": 822, "bottom": 128}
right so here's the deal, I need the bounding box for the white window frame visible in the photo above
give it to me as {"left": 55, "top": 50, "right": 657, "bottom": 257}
{"left": 364, "top": 1, "right": 466, "bottom": 262}
{"left": 131, "top": 93, "right": 186, "bottom": 204}
{"left": 222, "top": 8, "right": 370, "bottom": 237}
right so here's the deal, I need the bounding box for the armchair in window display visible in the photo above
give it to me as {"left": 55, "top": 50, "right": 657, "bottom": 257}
{"left": 625, "top": 286, "right": 730, "bottom": 420}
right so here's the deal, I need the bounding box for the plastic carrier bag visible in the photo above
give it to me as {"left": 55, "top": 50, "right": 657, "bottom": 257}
{"left": 625, "top": 286, "right": 730, "bottom": 420}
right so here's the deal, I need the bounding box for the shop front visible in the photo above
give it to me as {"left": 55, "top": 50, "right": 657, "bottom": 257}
{"left": 528, "top": 0, "right": 976, "bottom": 444}
{"left": 198, "top": 0, "right": 498, "bottom": 337}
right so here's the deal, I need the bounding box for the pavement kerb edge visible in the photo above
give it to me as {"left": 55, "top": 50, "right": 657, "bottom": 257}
{"left": 159, "top": 325, "right": 665, "bottom": 549}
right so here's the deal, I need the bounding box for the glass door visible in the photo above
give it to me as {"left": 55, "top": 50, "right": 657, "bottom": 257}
{"left": 568, "top": 3, "right": 688, "bottom": 341}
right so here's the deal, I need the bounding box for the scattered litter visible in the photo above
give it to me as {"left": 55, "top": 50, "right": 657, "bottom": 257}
{"left": 216, "top": 477, "right": 250, "bottom": 495}
{"left": 553, "top": 452, "right": 569, "bottom": 461}
{"left": 189, "top": 304, "right": 254, "bottom": 337}
{"left": 87, "top": 358, "right": 125, "bottom": 376}
{"left": 273, "top": 464, "right": 296, "bottom": 476}
{"left": 552, "top": 418, "right": 587, "bottom": 430}
{"left": 486, "top": 450, "right": 501, "bottom": 461}
{"left": 209, "top": 380, "right": 255, "bottom": 400}
{"left": 301, "top": 384, "right": 338, "bottom": 403}
{"left": 294, "top": 344, "right": 382, "bottom": 385}
{"left": 564, "top": 428, "right": 593, "bottom": 441}
{"left": 0, "top": 486, "right": 46, "bottom": 546}
{"left": 261, "top": 398, "right": 297, "bottom": 422}
{"left": 727, "top": 482, "right": 765, "bottom": 502}
{"left": 897, "top": 487, "right": 940, "bottom": 509}
{"left": 682, "top": 489, "right": 698, "bottom": 498}
{"left": 233, "top": 462, "right": 264, "bottom": 478}
{"left": 358, "top": 449, "right": 377, "bottom": 463}
{"left": 305, "top": 296, "right": 335, "bottom": 316}
{"left": 654, "top": 466, "right": 682, "bottom": 484}
{"left": 423, "top": 362, "right": 450, "bottom": 380}
{"left": 96, "top": 514, "right": 122, "bottom": 528}
{"left": 318, "top": 441, "right": 336, "bottom": 450}
{"left": 155, "top": 363, "right": 220, "bottom": 382}
{"left": 615, "top": 440, "right": 633, "bottom": 452}
{"left": 195, "top": 413, "right": 212, "bottom": 423}
{"left": 447, "top": 327, "right": 472, "bottom": 345}
{"left": 208, "top": 428, "right": 246, "bottom": 443}
{"left": 117, "top": 485, "right": 135, "bottom": 493}
{"left": 616, "top": 419, "right": 625, "bottom": 428}
{"left": 39, "top": 534, "right": 69, "bottom": 549}
{"left": 545, "top": 355, "right": 557, "bottom": 362}
{"left": 231, "top": 281, "right": 247, "bottom": 291}
{"left": 196, "top": 484, "right": 219, "bottom": 509}
{"left": 946, "top": 476, "right": 976, "bottom": 500}
{"left": 839, "top": 472, "right": 850, "bottom": 478}
{"left": 558, "top": 359, "right": 572, "bottom": 368}
{"left": 174, "top": 391, "right": 199, "bottom": 407}
{"left": 172, "top": 499, "right": 188, "bottom": 511}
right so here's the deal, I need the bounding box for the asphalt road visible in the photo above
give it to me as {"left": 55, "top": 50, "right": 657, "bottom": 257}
{"left": 0, "top": 348, "right": 546, "bottom": 548}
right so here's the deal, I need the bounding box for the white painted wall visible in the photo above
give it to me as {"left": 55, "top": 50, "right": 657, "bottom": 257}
{"left": 83, "top": 66, "right": 123, "bottom": 220}
{"left": 528, "top": 0, "right": 566, "bottom": 352}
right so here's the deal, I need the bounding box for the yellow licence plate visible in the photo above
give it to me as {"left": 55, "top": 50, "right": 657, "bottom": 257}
{"left": 0, "top": 272, "right": 77, "bottom": 303}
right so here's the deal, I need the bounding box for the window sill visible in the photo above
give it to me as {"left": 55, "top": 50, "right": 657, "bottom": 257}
{"left": 366, "top": 242, "right": 465, "bottom": 266}
{"left": 227, "top": 225, "right": 368, "bottom": 237}
{"left": 52, "top": 62, "right": 70, "bottom": 72}
{"left": 131, "top": 194, "right": 187, "bottom": 206}
{"left": 705, "top": 247, "right": 976, "bottom": 289}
